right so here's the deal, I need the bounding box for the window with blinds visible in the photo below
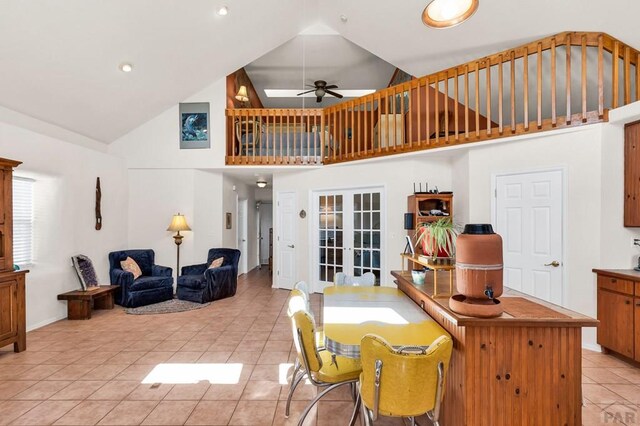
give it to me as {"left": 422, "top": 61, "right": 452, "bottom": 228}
{"left": 13, "top": 177, "right": 34, "bottom": 266}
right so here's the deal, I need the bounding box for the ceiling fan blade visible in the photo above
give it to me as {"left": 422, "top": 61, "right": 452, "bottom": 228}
{"left": 316, "top": 96, "right": 323, "bottom": 103}
{"left": 325, "top": 89, "right": 343, "bottom": 99}
{"left": 325, "top": 85, "right": 338, "bottom": 90}
{"left": 297, "top": 89, "right": 316, "bottom": 96}
{"left": 306, "top": 84, "right": 317, "bottom": 88}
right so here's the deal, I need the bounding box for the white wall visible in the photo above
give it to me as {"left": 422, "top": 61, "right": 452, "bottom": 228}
{"left": 272, "top": 157, "right": 453, "bottom": 289}
{"left": 127, "top": 169, "right": 225, "bottom": 280}
{"left": 0, "top": 120, "right": 128, "bottom": 330}
{"left": 452, "top": 125, "right": 603, "bottom": 347}
{"left": 109, "top": 78, "right": 227, "bottom": 169}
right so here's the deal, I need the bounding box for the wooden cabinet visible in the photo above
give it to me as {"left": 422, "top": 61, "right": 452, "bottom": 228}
{"left": 593, "top": 269, "right": 640, "bottom": 360}
{"left": 0, "top": 157, "right": 27, "bottom": 353}
{"left": 625, "top": 121, "right": 640, "bottom": 226}
{"left": 636, "top": 298, "right": 640, "bottom": 362}
{"left": 406, "top": 193, "right": 453, "bottom": 230}
{"left": 597, "top": 288, "right": 634, "bottom": 357}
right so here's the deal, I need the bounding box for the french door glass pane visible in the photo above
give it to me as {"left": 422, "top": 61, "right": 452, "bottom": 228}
{"left": 353, "top": 191, "right": 382, "bottom": 283}
{"left": 318, "top": 194, "right": 344, "bottom": 284}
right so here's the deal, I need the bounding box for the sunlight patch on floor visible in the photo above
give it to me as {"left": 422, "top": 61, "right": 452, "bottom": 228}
{"left": 141, "top": 363, "right": 243, "bottom": 384}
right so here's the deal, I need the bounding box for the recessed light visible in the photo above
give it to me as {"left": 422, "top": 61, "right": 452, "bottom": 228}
{"left": 217, "top": 6, "right": 229, "bottom": 16}
{"left": 422, "top": 0, "right": 479, "bottom": 29}
{"left": 119, "top": 63, "right": 133, "bottom": 73}
{"left": 340, "top": 14, "right": 348, "bottom": 22}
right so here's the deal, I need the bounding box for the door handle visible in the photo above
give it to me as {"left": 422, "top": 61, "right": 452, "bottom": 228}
{"left": 544, "top": 261, "right": 560, "bottom": 267}
{"left": 287, "top": 244, "right": 295, "bottom": 248}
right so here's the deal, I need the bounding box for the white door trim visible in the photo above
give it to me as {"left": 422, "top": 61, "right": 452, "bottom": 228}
{"left": 275, "top": 191, "right": 297, "bottom": 289}
{"left": 491, "top": 166, "right": 568, "bottom": 307}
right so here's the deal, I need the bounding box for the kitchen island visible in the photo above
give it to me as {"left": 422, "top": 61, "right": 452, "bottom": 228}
{"left": 391, "top": 270, "right": 597, "bottom": 426}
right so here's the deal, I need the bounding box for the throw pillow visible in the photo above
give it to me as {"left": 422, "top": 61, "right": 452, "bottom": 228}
{"left": 209, "top": 257, "right": 224, "bottom": 269}
{"left": 121, "top": 257, "right": 142, "bottom": 279}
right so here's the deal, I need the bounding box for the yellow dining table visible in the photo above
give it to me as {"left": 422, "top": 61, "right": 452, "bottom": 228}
{"left": 322, "top": 286, "right": 449, "bottom": 358}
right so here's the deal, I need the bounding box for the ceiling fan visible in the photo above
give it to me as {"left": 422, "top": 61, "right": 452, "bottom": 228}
{"left": 297, "top": 80, "right": 344, "bottom": 103}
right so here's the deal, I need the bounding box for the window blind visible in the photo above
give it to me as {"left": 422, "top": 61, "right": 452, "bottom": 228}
{"left": 13, "top": 177, "right": 34, "bottom": 266}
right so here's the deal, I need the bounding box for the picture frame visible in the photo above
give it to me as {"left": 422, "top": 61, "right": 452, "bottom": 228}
{"left": 179, "top": 102, "right": 210, "bottom": 149}
{"left": 404, "top": 235, "right": 415, "bottom": 256}
{"left": 225, "top": 212, "right": 232, "bottom": 229}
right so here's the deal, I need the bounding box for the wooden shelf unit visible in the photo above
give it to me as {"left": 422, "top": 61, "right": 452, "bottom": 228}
{"left": 407, "top": 193, "right": 453, "bottom": 230}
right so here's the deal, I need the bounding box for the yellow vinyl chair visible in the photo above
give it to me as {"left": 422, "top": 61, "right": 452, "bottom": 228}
{"left": 286, "top": 305, "right": 362, "bottom": 426}
{"left": 293, "top": 281, "right": 311, "bottom": 309}
{"left": 356, "top": 333, "right": 453, "bottom": 426}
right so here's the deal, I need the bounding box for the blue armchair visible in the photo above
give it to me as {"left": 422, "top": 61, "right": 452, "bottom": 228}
{"left": 108, "top": 249, "right": 174, "bottom": 308}
{"left": 177, "top": 248, "right": 241, "bottom": 303}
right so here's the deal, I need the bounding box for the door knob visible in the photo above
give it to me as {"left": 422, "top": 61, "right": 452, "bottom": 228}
{"left": 287, "top": 244, "right": 295, "bottom": 248}
{"left": 544, "top": 261, "right": 560, "bottom": 267}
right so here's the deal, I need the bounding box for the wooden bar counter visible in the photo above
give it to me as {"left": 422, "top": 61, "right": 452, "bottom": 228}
{"left": 391, "top": 270, "right": 597, "bottom": 426}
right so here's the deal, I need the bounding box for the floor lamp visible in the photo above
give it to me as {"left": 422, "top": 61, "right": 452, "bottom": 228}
{"left": 167, "top": 213, "right": 191, "bottom": 277}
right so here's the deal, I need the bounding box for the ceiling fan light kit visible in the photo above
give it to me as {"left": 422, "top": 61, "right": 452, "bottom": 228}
{"left": 297, "top": 80, "right": 344, "bottom": 103}
{"left": 422, "top": 0, "right": 479, "bottom": 28}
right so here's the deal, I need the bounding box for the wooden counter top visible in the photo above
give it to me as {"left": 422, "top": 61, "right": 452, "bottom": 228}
{"left": 592, "top": 268, "right": 640, "bottom": 281}
{"left": 391, "top": 270, "right": 597, "bottom": 327}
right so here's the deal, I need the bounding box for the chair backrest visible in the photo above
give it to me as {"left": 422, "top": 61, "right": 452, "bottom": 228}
{"left": 334, "top": 272, "right": 376, "bottom": 287}
{"left": 288, "top": 299, "right": 322, "bottom": 374}
{"left": 109, "top": 249, "right": 155, "bottom": 276}
{"left": 287, "top": 289, "right": 308, "bottom": 317}
{"left": 207, "top": 248, "right": 241, "bottom": 270}
{"left": 359, "top": 334, "right": 453, "bottom": 418}
{"left": 293, "top": 281, "right": 311, "bottom": 307}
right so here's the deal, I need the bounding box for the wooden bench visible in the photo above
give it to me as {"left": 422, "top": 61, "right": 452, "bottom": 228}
{"left": 57, "top": 285, "right": 119, "bottom": 320}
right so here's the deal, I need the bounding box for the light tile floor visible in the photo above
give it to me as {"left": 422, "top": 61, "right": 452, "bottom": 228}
{"left": 0, "top": 268, "right": 638, "bottom": 425}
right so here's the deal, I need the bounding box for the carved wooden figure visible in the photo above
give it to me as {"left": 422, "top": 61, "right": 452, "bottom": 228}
{"left": 95, "top": 177, "right": 102, "bottom": 230}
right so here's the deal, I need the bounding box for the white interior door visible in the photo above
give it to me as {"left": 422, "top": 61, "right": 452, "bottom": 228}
{"left": 276, "top": 192, "right": 297, "bottom": 289}
{"left": 495, "top": 170, "right": 564, "bottom": 305}
{"left": 313, "top": 187, "right": 384, "bottom": 290}
{"left": 237, "top": 199, "right": 248, "bottom": 274}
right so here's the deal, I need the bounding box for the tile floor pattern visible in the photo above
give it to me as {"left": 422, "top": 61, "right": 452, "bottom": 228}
{"left": 0, "top": 268, "right": 637, "bottom": 425}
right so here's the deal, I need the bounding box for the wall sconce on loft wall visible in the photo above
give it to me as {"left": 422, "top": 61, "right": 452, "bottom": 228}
{"left": 235, "top": 85, "right": 249, "bottom": 107}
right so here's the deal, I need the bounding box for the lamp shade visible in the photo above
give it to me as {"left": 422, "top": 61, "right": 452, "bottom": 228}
{"left": 235, "top": 85, "right": 249, "bottom": 102}
{"left": 167, "top": 213, "right": 191, "bottom": 232}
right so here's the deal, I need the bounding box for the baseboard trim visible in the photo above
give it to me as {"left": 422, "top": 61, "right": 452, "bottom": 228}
{"left": 582, "top": 343, "right": 602, "bottom": 353}
{"left": 27, "top": 314, "right": 67, "bottom": 332}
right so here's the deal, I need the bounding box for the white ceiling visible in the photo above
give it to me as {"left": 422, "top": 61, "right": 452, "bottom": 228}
{"left": 2, "top": 0, "right": 640, "bottom": 143}
{"left": 244, "top": 35, "right": 396, "bottom": 108}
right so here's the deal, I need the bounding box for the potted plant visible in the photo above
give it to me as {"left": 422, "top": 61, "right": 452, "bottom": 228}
{"left": 415, "top": 218, "right": 459, "bottom": 260}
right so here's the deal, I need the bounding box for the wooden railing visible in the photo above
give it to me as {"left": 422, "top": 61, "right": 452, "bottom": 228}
{"left": 226, "top": 108, "right": 324, "bottom": 165}
{"left": 226, "top": 32, "right": 640, "bottom": 166}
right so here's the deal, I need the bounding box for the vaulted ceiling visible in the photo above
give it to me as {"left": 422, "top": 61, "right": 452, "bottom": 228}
{"left": 1, "top": 0, "right": 640, "bottom": 143}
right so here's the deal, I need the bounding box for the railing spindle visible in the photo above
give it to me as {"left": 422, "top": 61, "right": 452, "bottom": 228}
{"left": 454, "top": 69, "right": 459, "bottom": 141}
{"left": 408, "top": 84, "right": 413, "bottom": 148}
{"left": 551, "top": 38, "right": 557, "bottom": 125}
{"left": 598, "top": 35, "right": 604, "bottom": 117}
{"left": 444, "top": 73, "right": 450, "bottom": 143}
{"left": 566, "top": 35, "right": 571, "bottom": 125}
{"left": 637, "top": 52, "right": 640, "bottom": 103}
{"left": 475, "top": 63, "right": 480, "bottom": 137}
{"left": 464, "top": 66, "right": 469, "bottom": 139}
{"left": 624, "top": 46, "right": 631, "bottom": 106}
{"left": 523, "top": 47, "right": 529, "bottom": 130}
{"left": 538, "top": 42, "right": 543, "bottom": 128}
{"left": 486, "top": 60, "right": 492, "bottom": 135}
{"left": 425, "top": 79, "right": 431, "bottom": 144}
{"left": 377, "top": 93, "right": 382, "bottom": 153}
{"left": 582, "top": 35, "right": 588, "bottom": 122}
{"left": 498, "top": 56, "right": 503, "bottom": 134}
{"left": 434, "top": 78, "right": 440, "bottom": 143}
{"left": 510, "top": 51, "right": 516, "bottom": 133}
{"left": 613, "top": 40, "right": 620, "bottom": 109}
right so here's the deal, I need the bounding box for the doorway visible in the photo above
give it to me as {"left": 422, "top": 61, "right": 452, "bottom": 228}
{"left": 493, "top": 169, "right": 564, "bottom": 305}
{"left": 237, "top": 198, "right": 248, "bottom": 275}
{"left": 312, "top": 187, "right": 384, "bottom": 291}
{"left": 258, "top": 202, "right": 273, "bottom": 270}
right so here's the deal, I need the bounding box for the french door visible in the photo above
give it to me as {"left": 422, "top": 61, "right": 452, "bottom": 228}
{"left": 313, "top": 187, "right": 384, "bottom": 289}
